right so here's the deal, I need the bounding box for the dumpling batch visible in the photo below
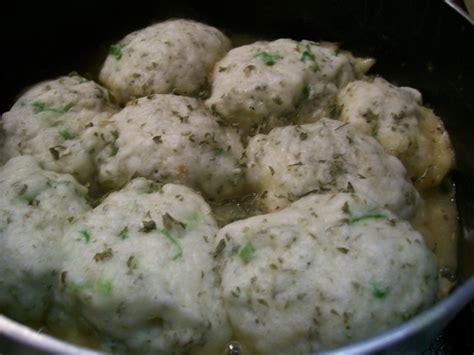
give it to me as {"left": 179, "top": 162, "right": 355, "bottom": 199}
{"left": 97, "top": 94, "right": 246, "bottom": 200}
{"left": 206, "top": 39, "right": 373, "bottom": 133}
{"left": 337, "top": 77, "right": 455, "bottom": 189}
{"left": 1, "top": 74, "right": 117, "bottom": 184}
{"left": 99, "top": 19, "right": 231, "bottom": 103}
{"left": 0, "top": 156, "right": 90, "bottom": 322}
{"left": 0, "top": 16, "right": 458, "bottom": 355}
{"left": 57, "top": 179, "right": 230, "bottom": 354}
{"left": 216, "top": 192, "right": 438, "bottom": 354}
{"left": 246, "top": 118, "right": 419, "bottom": 219}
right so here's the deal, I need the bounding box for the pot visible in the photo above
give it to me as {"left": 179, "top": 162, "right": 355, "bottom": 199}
{"left": 0, "top": 0, "right": 473, "bottom": 353}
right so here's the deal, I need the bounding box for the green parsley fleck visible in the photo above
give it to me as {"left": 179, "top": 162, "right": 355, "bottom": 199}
{"left": 239, "top": 241, "right": 256, "bottom": 264}
{"left": 184, "top": 212, "right": 201, "bottom": 229}
{"left": 96, "top": 279, "right": 113, "bottom": 296}
{"left": 258, "top": 51, "right": 283, "bottom": 66}
{"left": 350, "top": 212, "right": 387, "bottom": 224}
{"left": 301, "top": 86, "right": 311, "bottom": 101}
{"left": 51, "top": 121, "right": 62, "bottom": 127}
{"left": 109, "top": 43, "right": 125, "bottom": 60}
{"left": 110, "top": 145, "right": 119, "bottom": 156}
{"left": 300, "top": 44, "right": 320, "bottom": 72}
{"left": 372, "top": 284, "right": 390, "bottom": 299}
{"left": 32, "top": 101, "right": 75, "bottom": 114}
{"left": 160, "top": 229, "right": 183, "bottom": 260}
{"left": 59, "top": 130, "right": 74, "bottom": 140}
{"left": 78, "top": 229, "right": 91, "bottom": 243}
{"left": 118, "top": 226, "right": 128, "bottom": 240}
{"left": 300, "top": 44, "right": 316, "bottom": 62}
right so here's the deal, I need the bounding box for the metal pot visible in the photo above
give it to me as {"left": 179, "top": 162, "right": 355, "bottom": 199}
{"left": 0, "top": 0, "right": 473, "bottom": 353}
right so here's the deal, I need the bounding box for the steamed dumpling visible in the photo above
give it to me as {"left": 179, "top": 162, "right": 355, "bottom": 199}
{"left": 99, "top": 19, "right": 231, "bottom": 103}
{"left": 337, "top": 77, "right": 454, "bottom": 188}
{"left": 0, "top": 156, "right": 90, "bottom": 322}
{"left": 246, "top": 118, "right": 419, "bottom": 219}
{"left": 206, "top": 39, "right": 373, "bottom": 133}
{"left": 216, "top": 192, "right": 437, "bottom": 354}
{"left": 1, "top": 74, "right": 117, "bottom": 184}
{"left": 57, "top": 178, "right": 231, "bottom": 354}
{"left": 98, "top": 94, "right": 246, "bottom": 201}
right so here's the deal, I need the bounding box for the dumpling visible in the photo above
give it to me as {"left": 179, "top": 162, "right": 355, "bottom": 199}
{"left": 0, "top": 156, "right": 90, "bottom": 322}
{"left": 1, "top": 74, "right": 117, "bottom": 184}
{"left": 206, "top": 39, "right": 373, "bottom": 133}
{"left": 337, "top": 77, "right": 454, "bottom": 188}
{"left": 56, "top": 178, "right": 230, "bottom": 354}
{"left": 99, "top": 19, "right": 231, "bottom": 103}
{"left": 216, "top": 192, "right": 438, "bottom": 354}
{"left": 246, "top": 118, "right": 419, "bottom": 219}
{"left": 98, "top": 94, "right": 246, "bottom": 201}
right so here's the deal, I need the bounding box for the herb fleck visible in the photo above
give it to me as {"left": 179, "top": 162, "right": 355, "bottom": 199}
{"left": 109, "top": 43, "right": 125, "bottom": 60}
{"left": 301, "top": 85, "right": 311, "bottom": 101}
{"left": 162, "top": 213, "right": 185, "bottom": 231}
{"left": 372, "top": 284, "right": 390, "bottom": 299}
{"left": 78, "top": 229, "right": 91, "bottom": 243}
{"left": 160, "top": 229, "right": 183, "bottom": 260}
{"left": 96, "top": 279, "right": 113, "bottom": 296}
{"left": 118, "top": 226, "right": 128, "bottom": 240}
{"left": 350, "top": 212, "right": 387, "bottom": 224}
{"left": 214, "top": 239, "right": 226, "bottom": 258}
{"left": 140, "top": 220, "right": 156, "bottom": 233}
{"left": 239, "top": 241, "right": 256, "bottom": 264}
{"left": 59, "top": 129, "right": 74, "bottom": 140}
{"left": 94, "top": 248, "right": 113, "bottom": 262}
{"left": 258, "top": 51, "right": 283, "bottom": 66}
{"left": 300, "top": 44, "right": 320, "bottom": 72}
{"left": 32, "top": 101, "right": 75, "bottom": 114}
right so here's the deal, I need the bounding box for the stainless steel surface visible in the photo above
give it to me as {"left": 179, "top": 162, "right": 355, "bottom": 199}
{"left": 0, "top": 316, "right": 97, "bottom": 354}
{"left": 445, "top": 0, "right": 474, "bottom": 24}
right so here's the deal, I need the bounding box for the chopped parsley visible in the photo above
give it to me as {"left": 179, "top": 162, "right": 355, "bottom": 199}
{"left": 96, "top": 279, "right": 113, "bottom": 296}
{"left": 300, "top": 44, "right": 316, "bottom": 62}
{"left": 372, "top": 284, "right": 390, "bottom": 299}
{"left": 350, "top": 212, "right": 387, "bottom": 224}
{"left": 118, "top": 226, "right": 128, "bottom": 240}
{"left": 214, "top": 239, "right": 226, "bottom": 258}
{"left": 239, "top": 241, "right": 256, "bottom": 264}
{"left": 160, "top": 229, "right": 183, "bottom": 260}
{"left": 300, "top": 44, "right": 320, "bottom": 72}
{"left": 110, "top": 145, "right": 119, "bottom": 156}
{"left": 139, "top": 220, "right": 156, "bottom": 233}
{"left": 214, "top": 148, "right": 224, "bottom": 155}
{"left": 162, "top": 213, "right": 185, "bottom": 231}
{"left": 109, "top": 43, "right": 125, "bottom": 60}
{"left": 59, "top": 129, "right": 74, "bottom": 140}
{"left": 78, "top": 229, "right": 91, "bottom": 243}
{"left": 32, "top": 101, "right": 75, "bottom": 114}
{"left": 184, "top": 212, "right": 201, "bottom": 229}
{"left": 49, "top": 146, "right": 61, "bottom": 160}
{"left": 258, "top": 51, "right": 283, "bottom": 66}
{"left": 301, "top": 85, "right": 311, "bottom": 101}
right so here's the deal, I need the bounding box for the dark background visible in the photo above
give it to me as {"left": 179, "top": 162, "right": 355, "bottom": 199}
{"left": 0, "top": 0, "right": 473, "bottom": 353}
